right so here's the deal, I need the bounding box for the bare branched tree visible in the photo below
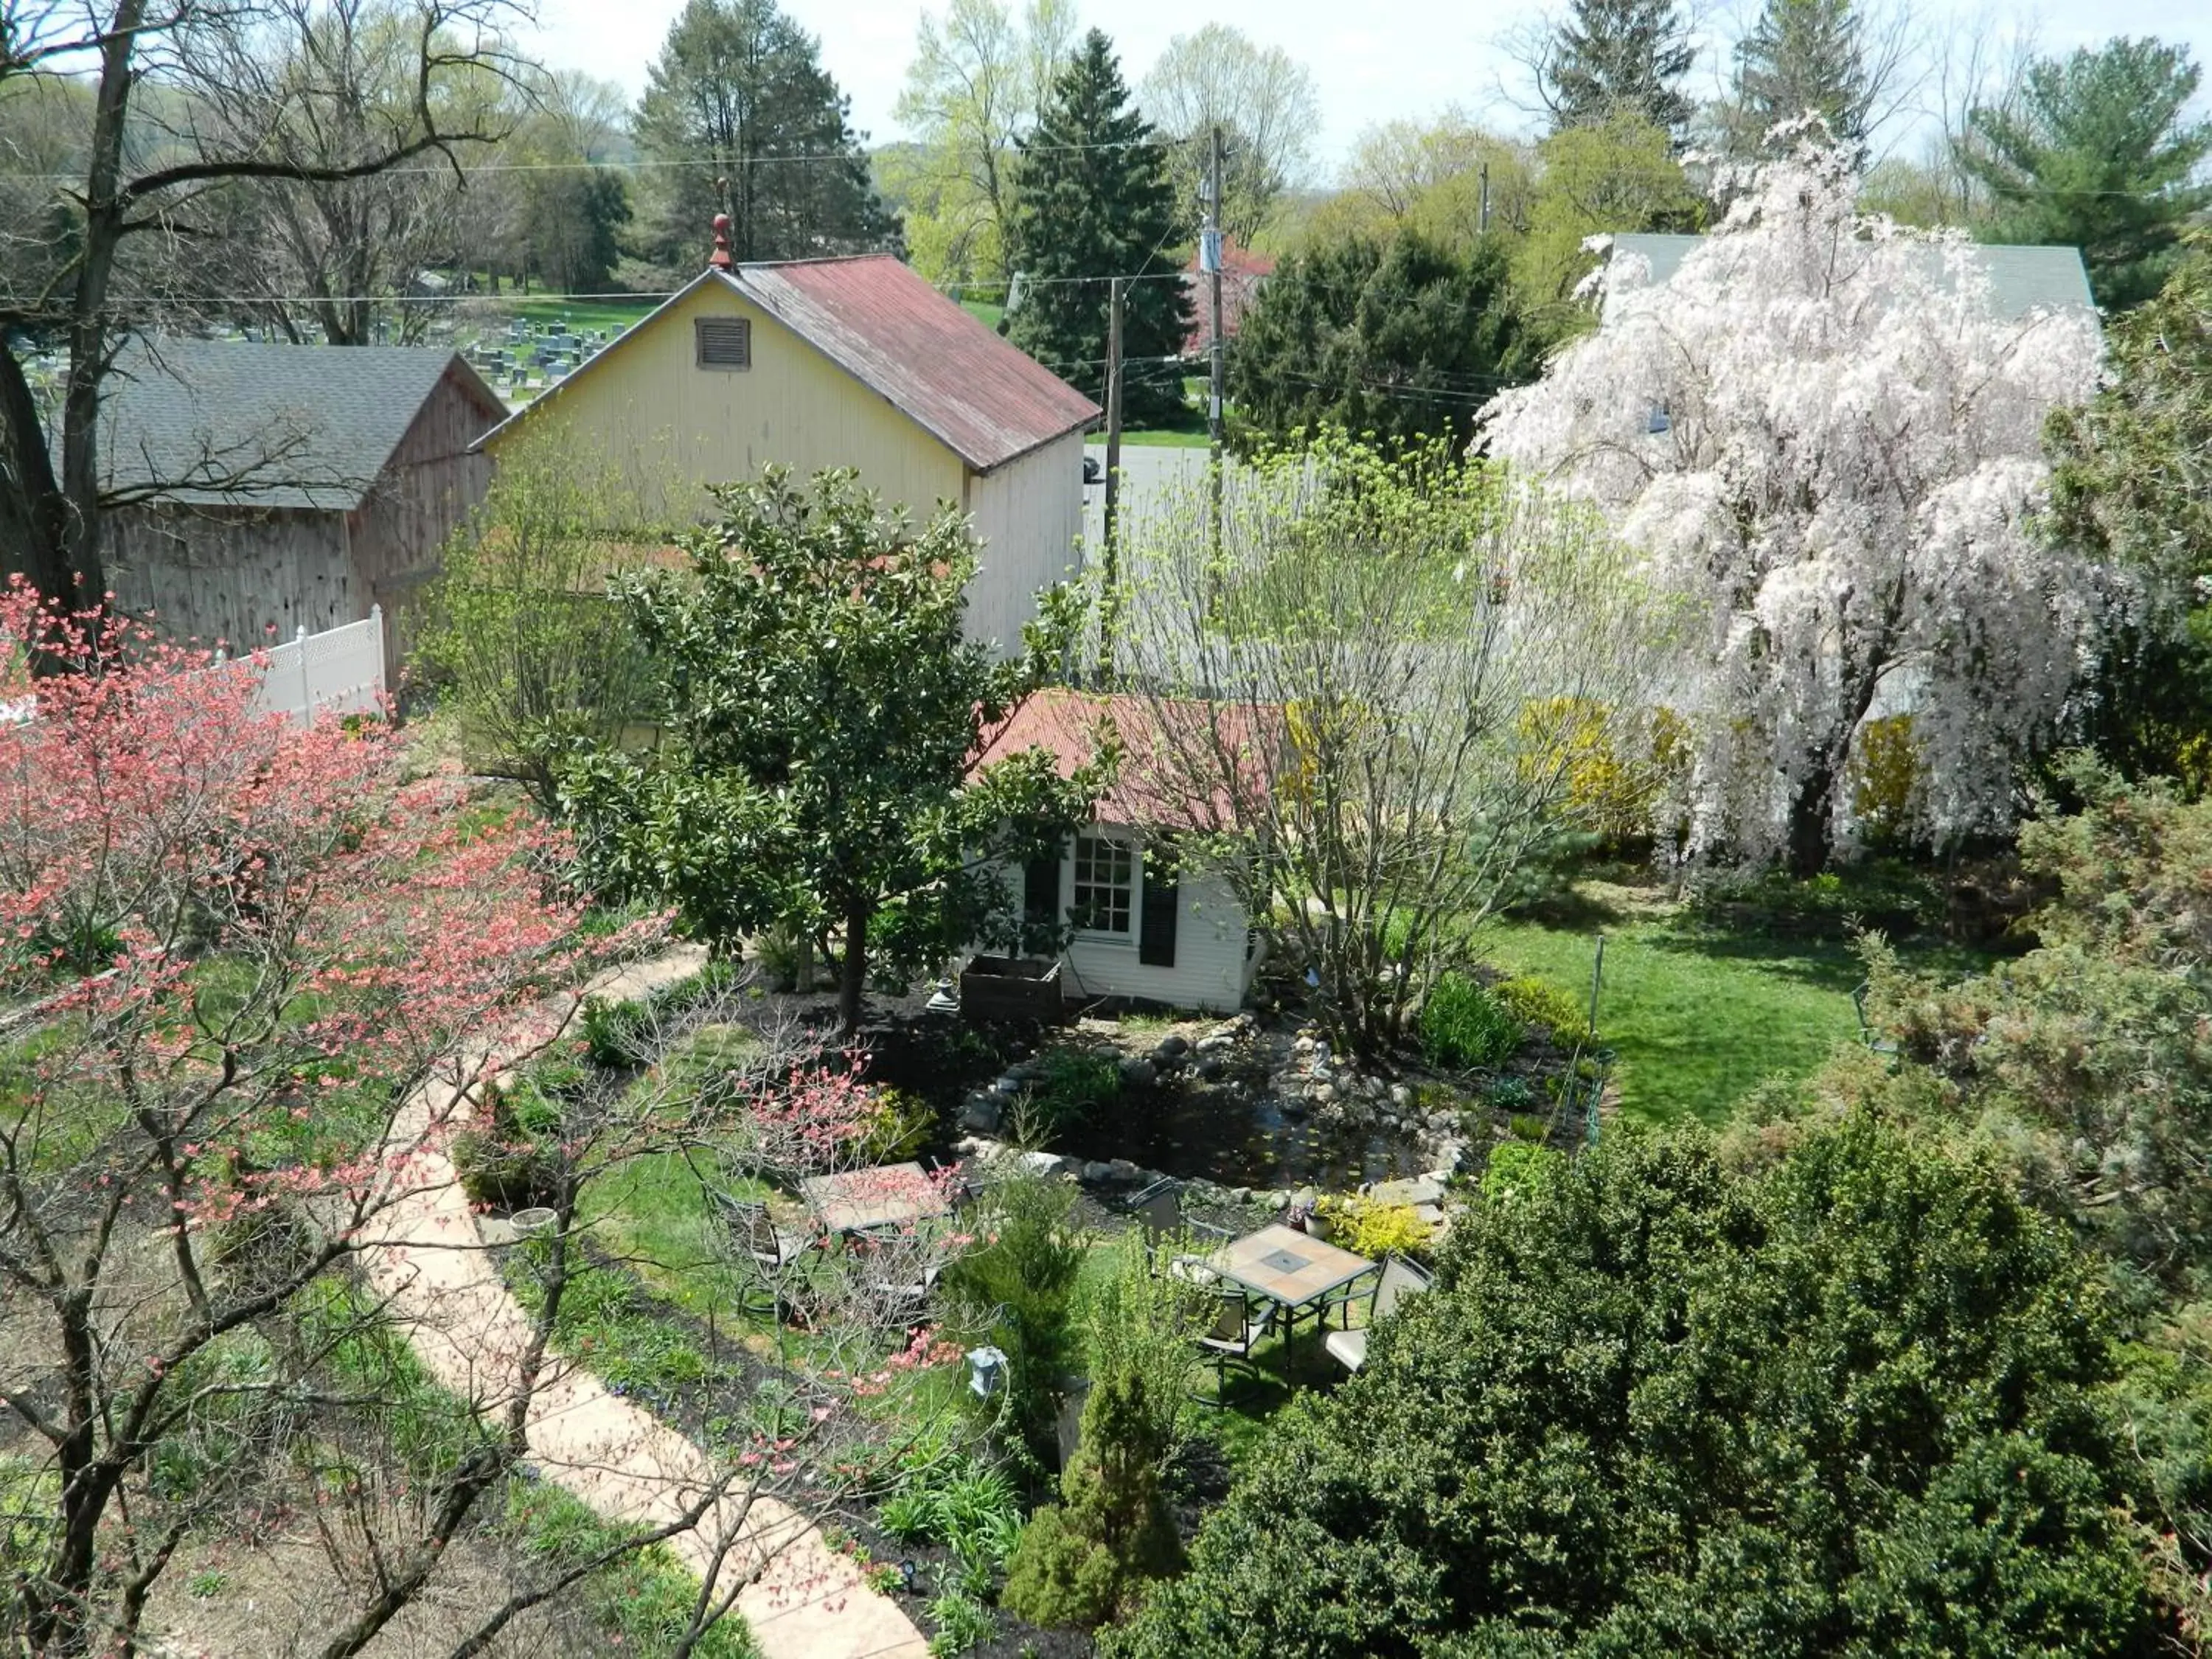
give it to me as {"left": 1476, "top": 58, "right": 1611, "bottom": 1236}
{"left": 1113, "top": 435, "right": 1669, "bottom": 1057}
{"left": 0, "top": 0, "right": 526, "bottom": 613}
{"left": 1138, "top": 23, "right": 1321, "bottom": 245}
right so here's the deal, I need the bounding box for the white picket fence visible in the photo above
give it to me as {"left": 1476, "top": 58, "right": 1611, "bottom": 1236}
{"left": 219, "top": 608, "right": 387, "bottom": 726}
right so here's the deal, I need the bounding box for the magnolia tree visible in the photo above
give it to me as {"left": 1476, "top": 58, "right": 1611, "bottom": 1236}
{"left": 0, "top": 592, "right": 953, "bottom": 1655}
{"left": 1116, "top": 434, "right": 1666, "bottom": 1055}
{"left": 1479, "top": 139, "right": 2107, "bottom": 873}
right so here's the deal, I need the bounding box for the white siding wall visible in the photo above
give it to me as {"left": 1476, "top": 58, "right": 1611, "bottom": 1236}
{"left": 965, "top": 429, "right": 1087, "bottom": 650}
{"left": 991, "top": 822, "right": 1256, "bottom": 1014}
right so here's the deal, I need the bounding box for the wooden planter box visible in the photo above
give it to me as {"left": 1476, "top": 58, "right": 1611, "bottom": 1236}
{"left": 960, "top": 955, "right": 1064, "bottom": 1022}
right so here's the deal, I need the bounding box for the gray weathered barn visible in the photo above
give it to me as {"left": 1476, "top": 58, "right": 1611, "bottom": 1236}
{"left": 99, "top": 338, "right": 502, "bottom": 673}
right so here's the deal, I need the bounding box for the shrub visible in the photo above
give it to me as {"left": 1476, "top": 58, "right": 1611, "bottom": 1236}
{"left": 1420, "top": 973, "right": 1524, "bottom": 1070}
{"left": 452, "top": 1077, "right": 565, "bottom": 1210}
{"left": 1483, "top": 1074, "right": 1535, "bottom": 1113}
{"left": 1077, "top": 1231, "right": 1204, "bottom": 1459}
{"left": 580, "top": 995, "right": 653, "bottom": 1069}
{"left": 879, "top": 1489, "right": 938, "bottom": 1544}
{"left": 1846, "top": 712, "right": 1919, "bottom": 850}
{"left": 1001, "top": 1370, "right": 1182, "bottom": 1630}
{"left": 1032, "top": 1048, "right": 1121, "bottom": 1124}
{"left": 1481, "top": 1141, "right": 1564, "bottom": 1205}
{"left": 1494, "top": 975, "right": 1590, "bottom": 1046}
{"left": 863, "top": 1085, "right": 937, "bottom": 1164}
{"left": 927, "top": 1590, "right": 998, "bottom": 1655}
{"left": 1109, "top": 1117, "right": 2152, "bottom": 1658}
{"left": 939, "top": 1175, "right": 1088, "bottom": 1467}
{"left": 1317, "top": 1194, "right": 1430, "bottom": 1261}
{"left": 755, "top": 923, "right": 807, "bottom": 992}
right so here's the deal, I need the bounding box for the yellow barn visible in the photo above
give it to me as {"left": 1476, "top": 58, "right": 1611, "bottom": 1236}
{"left": 481, "top": 246, "right": 1101, "bottom": 651}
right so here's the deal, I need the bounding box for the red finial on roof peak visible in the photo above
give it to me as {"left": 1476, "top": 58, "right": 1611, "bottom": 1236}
{"left": 709, "top": 211, "right": 732, "bottom": 271}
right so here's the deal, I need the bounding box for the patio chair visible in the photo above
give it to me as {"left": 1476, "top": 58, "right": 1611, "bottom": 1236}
{"left": 1131, "top": 1178, "right": 1231, "bottom": 1251}
{"left": 860, "top": 1256, "right": 943, "bottom": 1325}
{"left": 1323, "top": 1257, "right": 1432, "bottom": 1376}
{"left": 712, "top": 1192, "right": 810, "bottom": 1317}
{"left": 1195, "top": 1286, "right": 1273, "bottom": 1403}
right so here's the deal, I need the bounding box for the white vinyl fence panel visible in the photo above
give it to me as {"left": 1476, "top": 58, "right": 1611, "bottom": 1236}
{"left": 223, "top": 608, "right": 386, "bottom": 726}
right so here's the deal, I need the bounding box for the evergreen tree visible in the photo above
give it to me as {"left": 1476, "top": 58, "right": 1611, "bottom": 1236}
{"left": 1543, "top": 0, "right": 1697, "bottom": 142}
{"left": 1232, "top": 231, "right": 1539, "bottom": 451}
{"left": 1728, "top": 0, "right": 1871, "bottom": 158}
{"left": 1005, "top": 29, "right": 1194, "bottom": 427}
{"left": 1964, "top": 38, "right": 2212, "bottom": 313}
{"left": 633, "top": 0, "right": 892, "bottom": 271}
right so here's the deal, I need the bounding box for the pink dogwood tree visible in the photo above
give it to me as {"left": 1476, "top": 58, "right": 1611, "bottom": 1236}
{"left": 0, "top": 590, "right": 959, "bottom": 1656}
{"left": 1480, "top": 137, "right": 2107, "bottom": 873}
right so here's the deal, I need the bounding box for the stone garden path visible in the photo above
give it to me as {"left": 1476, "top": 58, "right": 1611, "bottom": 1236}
{"left": 359, "top": 947, "right": 929, "bottom": 1659}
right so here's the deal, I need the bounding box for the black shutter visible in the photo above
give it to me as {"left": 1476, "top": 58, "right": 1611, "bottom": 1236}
{"left": 1139, "top": 841, "right": 1179, "bottom": 967}
{"left": 1023, "top": 852, "right": 1060, "bottom": 928}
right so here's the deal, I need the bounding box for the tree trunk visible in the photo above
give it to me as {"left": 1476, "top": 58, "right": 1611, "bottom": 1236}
{"left": 1785, "top": 759, "right": 1839, "bottom": 878}
{"left": 838, "top": 900, "right": 868, "bottom": 1036}
{"left": 0, "top": 346, "right": 77, "bottom": 604}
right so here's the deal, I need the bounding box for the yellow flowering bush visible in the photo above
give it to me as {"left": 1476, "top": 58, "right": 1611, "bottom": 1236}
{"left": 1516, "top": 698, "right": 1689, "bottom": 846}
{"left": 1318, "top": 1194, "right": 1432, "bottom": 1261}
{"left": 1846, "top": 714, "right": 1919, "bottom": 849}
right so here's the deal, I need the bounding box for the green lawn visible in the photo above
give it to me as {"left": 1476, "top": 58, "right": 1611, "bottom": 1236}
{"left": 1471, "top": 878, "right": 1992, "bottom": 1130}
{"left": 959, "top": 298, "right": 1006, "bottom": 332}
{"left": 504, "top": 294, "right": 659, "bottom": 338}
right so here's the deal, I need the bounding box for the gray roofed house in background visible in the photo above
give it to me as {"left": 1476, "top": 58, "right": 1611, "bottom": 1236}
{"left": 97, "top": 338, "right": 494, "bottom": 509}
{"left": 97, "top": 335, "right": 503, "bottom": 675}
{"left": 1606, "top": 233, "right": 2098, "bottom": 320}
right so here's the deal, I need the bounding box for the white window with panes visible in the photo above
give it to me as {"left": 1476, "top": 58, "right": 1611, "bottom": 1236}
{"left": 1071, "top": 834, "right": 1134, "bottom": 937}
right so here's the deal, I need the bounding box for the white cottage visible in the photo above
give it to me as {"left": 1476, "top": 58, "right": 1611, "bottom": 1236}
{"left": 969, "top": 689, "right": 1264, "bottom": 1015}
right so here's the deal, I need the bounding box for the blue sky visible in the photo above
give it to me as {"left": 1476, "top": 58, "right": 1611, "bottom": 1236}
{"left": 529, "top": 0, "right": 2212, "bottom": 175}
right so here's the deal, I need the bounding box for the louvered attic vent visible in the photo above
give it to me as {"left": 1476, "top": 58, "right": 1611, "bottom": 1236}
{"left": 695, "top": 316, "right": 751, "bottom": 369}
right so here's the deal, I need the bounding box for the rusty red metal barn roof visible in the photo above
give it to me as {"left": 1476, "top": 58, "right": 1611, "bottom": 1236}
{"left": 728, "top": 257, "right": 1101, "bottom": 474}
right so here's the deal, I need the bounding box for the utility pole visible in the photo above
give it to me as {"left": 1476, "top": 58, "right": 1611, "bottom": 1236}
{"left": 1206, "top": 122, "right": 1226, "bottom": 556}
{"left": 1478, "top": 159, "right": 1491, "bottom": 235}
{"left": 1100, "top": 275, "right": 1124, "bottom": 684}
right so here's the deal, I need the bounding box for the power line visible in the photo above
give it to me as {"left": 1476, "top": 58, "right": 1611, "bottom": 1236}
{"left": 7, "top": 134, "right": 1175, "bottom": 186}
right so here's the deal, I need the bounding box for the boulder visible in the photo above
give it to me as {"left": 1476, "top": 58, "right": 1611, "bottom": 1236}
{"left": 1117, "top": 1055, "right": 1158, "bottom": 1088}
{"left": 1413, "top": 1203, "right": 1447, "bottom": 1229}
{"left": 959, "top": 1096, "right": 1003, "bottom": 1134}
{"left": 1195, "top": 1032, "right": 1237, "bottom": 1054}
{"left": 1080, "top": 1161, "right": 1113, "bottom": 1184}
{"left": 1153, "top": 1034, "right": 1191, "bottom": 1058}
{"left": 1021, "top": 1151, "right": 1067, "bottom": 1178}
{"left": 1389, "top": 1083, "right": 1413, "bottom": 1109}
{"left": 1291, "top": 1184, "right": 1319, "bottom": 1214}
{"left": 1266, "top": 1189, "right": 1290, "bottom": 1211}
{"left": 1231, "top": 1186, "right": 1252, "bottom": 1204}
{"left": 1107, "top": 1158, "right": 1141, "bottom": 1183}
{"left": 1369, "top": 1175, "right": 1444, "bottom": 1208}
{"left": 1197, "top": 1055, "right": 1227, "bottom": 1081}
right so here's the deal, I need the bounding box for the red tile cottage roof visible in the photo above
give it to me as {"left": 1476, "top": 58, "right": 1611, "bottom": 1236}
{"left": 971, "top": 689, "right": 1271, "bottom": 832}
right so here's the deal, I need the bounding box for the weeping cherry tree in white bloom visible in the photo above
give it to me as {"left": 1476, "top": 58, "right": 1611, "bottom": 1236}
{"left": 1478, "top": 139, "right": 2107, "bottom": 874}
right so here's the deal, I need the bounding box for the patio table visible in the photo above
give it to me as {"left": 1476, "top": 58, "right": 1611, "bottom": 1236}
{"left": 1204, "top": 1223, "right": 1377, "bottom": 1352}
{"left": 800, "top": 1162, "right": 950, "bottom": 1236}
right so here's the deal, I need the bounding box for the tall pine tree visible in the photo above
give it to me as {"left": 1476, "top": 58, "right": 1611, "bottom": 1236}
{"left": 1728, "top": 0, "right": 1871, "bottom": 158}
{"left": 633, "top": 0, "right": 891, "bottom": 271}
{"left": 1964, "top": 39, "right": 2212, "bottom": 312}
{"left": 1005, "top": 29, "right": 1193, "bottom": 427}
{"left": 1543, "top": 0, "right": 1696, "bottom": 142}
